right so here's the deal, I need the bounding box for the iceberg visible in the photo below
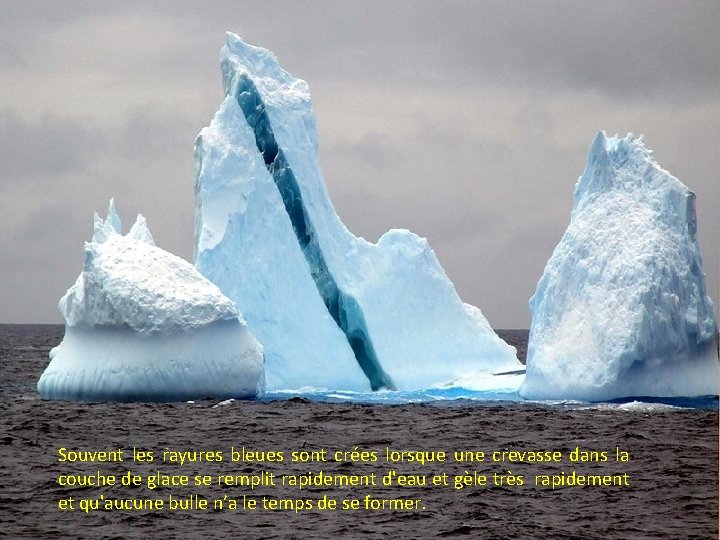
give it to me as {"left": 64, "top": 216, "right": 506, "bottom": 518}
{"left": 521, "top": 132, "right": 719, "bottom": 401}
{"left": 38, "top": 200, "right": 264, "bottom": 401}
{"left": 194, "top": 33, "right": 521, "bottom": 391}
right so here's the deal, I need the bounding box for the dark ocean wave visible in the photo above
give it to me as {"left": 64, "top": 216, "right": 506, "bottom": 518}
{"left": 0, "top": 324, "right": 717, "bottom": 539}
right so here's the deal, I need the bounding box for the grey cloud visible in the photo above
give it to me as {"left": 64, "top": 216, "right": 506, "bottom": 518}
{"left": 15, "top": 1, "right": 714, "bottom": 102}
{"left": 0, "top": 2, "right": 129, "bottom": 66}
{"left": 327, "top": 133, "right": 397, "bottom": 171}
{"left": 0, "top": 201, "right": 88, "bottom": 321}
{"left": 176, "top": 0, "right": 719, "bottom": 101}
{"left": 120, "top": 106, "right": 196, "bottom": 162}
{"left": 0, "top": 2, "right": 717, "bottom": 328}
{"left": 0, "top": 36, "right": 23, "bottom": 66}
{"left": 324, "top": 118, "right": 514, "bottom": 250}
{"left": 0, "top": 104, "right": 196, "bottom": 183}
{"left": 0, "top": 1, "right": 129, "bottom": 29}
{"left": 0, "top": 111, "right": 105, "bottom": 181}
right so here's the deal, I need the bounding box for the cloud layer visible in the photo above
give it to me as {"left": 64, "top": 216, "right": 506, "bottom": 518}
{"left": 1, "top": 1, "right": 717, "bottom": 327}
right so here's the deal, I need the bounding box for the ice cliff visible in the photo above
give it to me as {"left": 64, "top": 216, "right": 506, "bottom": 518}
{"left": 521, "top": 133, "right": 719, "bottom": 401}
{"left": 37, "top": 200, "right": 264, "bottom": 401}
{"left": 194, "top": 33, "right": 521, "bottom": 391}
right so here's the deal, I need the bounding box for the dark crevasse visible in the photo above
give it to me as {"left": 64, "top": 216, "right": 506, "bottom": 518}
{"left": 233, "top": 74, "right": 394, "bottom": 391}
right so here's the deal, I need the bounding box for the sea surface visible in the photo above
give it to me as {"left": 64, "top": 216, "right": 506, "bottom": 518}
{"left": 0, "top": 324, "right": 717, "bottom": 539}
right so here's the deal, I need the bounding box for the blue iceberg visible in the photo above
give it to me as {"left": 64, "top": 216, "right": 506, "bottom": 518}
{"left": 521, "top": 133, "right": 719, "bottom": 401}
{"left": 194, "top": 33, "right": 522, "bottom": 392}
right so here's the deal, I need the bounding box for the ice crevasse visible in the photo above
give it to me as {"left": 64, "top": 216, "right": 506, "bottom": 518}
{"left": 193, "top": 33, "right": 522, "bottom": 392}
{"left": 521, "top": 132, "right": 719, "bottom": 401}
{"left": 37, "top": 200, "right": 264, "bottom": 402}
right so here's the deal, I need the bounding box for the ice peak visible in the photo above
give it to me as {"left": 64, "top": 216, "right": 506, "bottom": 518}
{"left": 90, "top": 200, "right": 156, "bottom": 246}
{"left": 575, "top": 131, "right": 612, "bottom": 201}
{"left": 221, "top": 32, "right": 311, "bottom": 112}
{"left": 128, "top": 214, "right": 155, "bottom": 246}
{"left": 92, "top": 198, "right": 123, "bottom": 243}
{"left": 589, "top": 130, "right": 609, "bottom": 159}
{"left": 575, "top": 132, "right": 687, "bottom": 212}
{"left": 107, "top": 198, "right": 121, "bottom": 232}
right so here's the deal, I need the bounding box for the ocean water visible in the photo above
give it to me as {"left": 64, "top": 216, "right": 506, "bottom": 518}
{"left": 1, "top": 324, "right": 717, "bottom": 539}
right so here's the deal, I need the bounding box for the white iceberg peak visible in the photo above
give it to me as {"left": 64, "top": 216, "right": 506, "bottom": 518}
{"left": 128, "top": 213, "right": 155, "bottom": 246}
{"left": 523, "top": 132, "right": 718, "bottom": 401}
{"left": 91, "top": 198, "right": 123, "bottom": 243}
{"left": 107, "top": 198, "right": 121, "bottom": 233}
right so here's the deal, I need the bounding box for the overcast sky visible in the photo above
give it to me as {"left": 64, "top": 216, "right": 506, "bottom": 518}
{"left": 1, "top": 1, "right": 718, "bottom": 328}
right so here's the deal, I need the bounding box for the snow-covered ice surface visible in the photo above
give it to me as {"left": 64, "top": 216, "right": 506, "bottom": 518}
{"left": 521, "top": 133, "right": 719, "bottom": 401}
{"left": 194, "top": 33, "right": 521, "bottom": 392}
{"left": 37, "top": 201, "right": 264, "bottom": 402}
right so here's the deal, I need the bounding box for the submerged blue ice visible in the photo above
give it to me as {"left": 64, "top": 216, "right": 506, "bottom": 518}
{"left": 521, "top": 133, "right": 719, "bottom": 401}
{"left": 194, "top": 33, "right": 521, "bottom": 392}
